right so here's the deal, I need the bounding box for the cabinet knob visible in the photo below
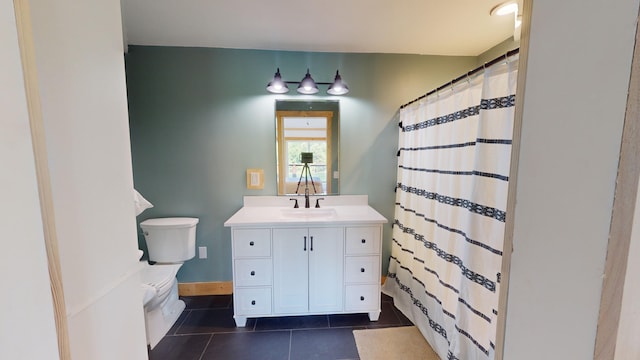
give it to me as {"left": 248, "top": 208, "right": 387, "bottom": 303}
{"left": 360, "top": 296, "right": 365, "bottom": 301}
{"left": 249, "top": 241, "right": 255, "bottom": 246}
{"left": 251, "top": 300, "right": 256, "bottom": 305}
{"left": 360, "top": 268, "right": 365, "bottom": 273}
{"left": 361, "top": 238, "right": 366, "bottom": 244}
{"left": 250, "top": 271, "right": 255, "bottom": 276}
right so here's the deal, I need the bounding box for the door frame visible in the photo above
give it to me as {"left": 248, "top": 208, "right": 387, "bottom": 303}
{"left": 593, "top": 10, "right": 640, "bottom": 360}
{"left": 13, "top": 0, "right": 70, "bottom": 358}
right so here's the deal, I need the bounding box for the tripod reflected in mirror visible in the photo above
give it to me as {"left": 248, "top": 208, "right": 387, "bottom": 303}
{"left": 295, "top": 152, "right": 318, "bottom": 196}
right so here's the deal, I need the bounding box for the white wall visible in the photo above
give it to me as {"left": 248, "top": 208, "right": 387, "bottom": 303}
{"left": 503, "top": 0, "right": 640, "bottom": 358}
{"left": 0, "top": 1, "right": 60, "bottom": 359}
{"left": 26, "top": 0, "right": 148, "bottom": 358}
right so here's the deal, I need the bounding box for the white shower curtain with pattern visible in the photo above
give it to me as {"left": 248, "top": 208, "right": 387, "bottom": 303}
{"left": 382, "top": 54, "right": 518, "bottom": 360}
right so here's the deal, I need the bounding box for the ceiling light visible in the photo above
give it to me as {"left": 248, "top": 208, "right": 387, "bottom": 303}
{"left": 490, "top": 1, "right": 518, "bottom": 16}
{"left": 266, "top": 69, "right": 349, "bottom": 96}
{"left": 266, "top": 68, "right": 289, "bottom": 94}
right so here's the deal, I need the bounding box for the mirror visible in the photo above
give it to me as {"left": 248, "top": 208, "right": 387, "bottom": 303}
{"left": 276, "top": 100, "right": 339, "bottom": 195}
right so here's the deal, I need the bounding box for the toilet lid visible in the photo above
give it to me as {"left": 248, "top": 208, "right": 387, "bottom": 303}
{"left": 140, "top": 217, "right": 199, "bottom": 228}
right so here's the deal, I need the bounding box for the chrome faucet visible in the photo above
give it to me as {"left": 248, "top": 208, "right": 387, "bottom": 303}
{"left": 304, "top": 188, "right": 310, "bottom": 208}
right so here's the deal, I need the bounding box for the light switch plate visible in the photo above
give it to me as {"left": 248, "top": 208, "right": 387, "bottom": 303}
{"left": 246, "top": 168, "right": 264, "bottom": 189}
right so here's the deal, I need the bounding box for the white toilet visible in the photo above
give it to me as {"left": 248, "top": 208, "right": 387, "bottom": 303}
{"left": 139, "top": 217, "right": 199, "bottom": 349}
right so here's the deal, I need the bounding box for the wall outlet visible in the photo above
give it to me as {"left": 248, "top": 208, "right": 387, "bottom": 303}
{"left": 198, "top": 246, "right": 207, "bottom": 259}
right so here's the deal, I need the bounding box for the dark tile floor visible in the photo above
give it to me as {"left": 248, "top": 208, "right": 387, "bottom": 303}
{"left": 149, "top": 293, "right": 413, "bottom": 360}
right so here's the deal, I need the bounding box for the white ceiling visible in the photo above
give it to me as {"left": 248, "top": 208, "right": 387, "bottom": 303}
{"left": 121, "top": 0, "right": 520, "bottom": 56}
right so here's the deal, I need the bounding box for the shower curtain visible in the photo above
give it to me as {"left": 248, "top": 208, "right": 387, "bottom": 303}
{"left": 382, "top": 53, "right": 518, "bottom": 360}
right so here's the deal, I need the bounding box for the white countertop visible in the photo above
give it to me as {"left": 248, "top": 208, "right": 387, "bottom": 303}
{"left": 224, "top": 195, "right": 388, "bottom": 227}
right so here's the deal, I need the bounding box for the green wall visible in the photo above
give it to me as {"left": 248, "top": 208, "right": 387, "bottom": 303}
{"left": 125, "top": 46, "right": 483, "bottom": 283}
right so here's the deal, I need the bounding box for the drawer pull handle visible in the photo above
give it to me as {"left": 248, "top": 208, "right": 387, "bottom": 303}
{"left": 250, "top": 271, "right": 255, "bottom": 276}
{"left": 360, "top": 296, "right": 365, "bottom": 301}
{"left": 361, "top": 238, "right": 366, "bottom": 244}
{"left": 360, "top": 268, "right": 365, "bottom": 273}
{"left": 251, "top": 300, "right": 256, "bottom": 305}
{"left": 310, "top": 236, "right": 314, "bottom": 251}
{"left": 249, "top": 241, "right": 255, "bottom": 246}
{"left": 304, "top": 236, "right": 307, "bottom": 251}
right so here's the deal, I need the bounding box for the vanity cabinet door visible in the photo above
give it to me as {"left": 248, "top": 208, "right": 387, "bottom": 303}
{"left": 308, "top": 227, "right": 343, "bottom": 313}
{"left": 273, "top": 228, "right": 309, "bottom": 314}
{"left": 273, "top": 226, "right": 344, "bottom": 314}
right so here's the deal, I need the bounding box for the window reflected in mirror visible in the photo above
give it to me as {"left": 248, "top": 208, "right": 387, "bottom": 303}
{"left": 275, "top": 101, "right": 339, "bottom": 195}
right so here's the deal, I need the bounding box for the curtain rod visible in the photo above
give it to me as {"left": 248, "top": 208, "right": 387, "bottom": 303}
{"left": 399, "top": 48, "right": 520, "bottom": 109}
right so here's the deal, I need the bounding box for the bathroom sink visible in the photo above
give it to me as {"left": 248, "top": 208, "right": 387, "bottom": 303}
{"left": 280, "top": 208, "right": 337, "bottom": 219}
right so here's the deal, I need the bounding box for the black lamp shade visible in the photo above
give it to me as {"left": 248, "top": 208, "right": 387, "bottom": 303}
{"left": 297, "top": 69, "right": 319, "bottom": 94}
{"left": 327, "top": 70, "right": 349, "bottom": 95}
{"left": 266, "top": 68, "right": 289, "bottom": 94}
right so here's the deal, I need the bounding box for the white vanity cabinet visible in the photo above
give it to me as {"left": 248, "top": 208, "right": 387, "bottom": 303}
{"left": 273, "top": 227, "right": 344, "bottom": 314}
{"left": 231, "top": 228, "right": 273, "bottom": 327}
{"left": 344, "top": 226, "right": 382, "bottom": 320}
{"left": 225, "top": 196, "right": 387, "bottom": 327}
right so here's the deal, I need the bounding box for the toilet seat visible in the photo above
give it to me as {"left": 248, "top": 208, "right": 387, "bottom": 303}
{"left": 141, "top": 283, "right": 156, "bottom": 306}
{"left": 141, "top": 263, "right": 182, "bottom": 299}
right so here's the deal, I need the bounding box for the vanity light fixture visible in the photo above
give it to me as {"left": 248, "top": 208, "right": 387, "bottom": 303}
{"left": 266, "top": 68, "right": 349, "bottom": 95}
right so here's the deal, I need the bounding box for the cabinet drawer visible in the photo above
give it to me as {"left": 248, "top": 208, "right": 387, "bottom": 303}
{"left": 233, "top": 228, "right": 271, "bottom": 257}
{"left": 235, "top": 259, "right": 272, "bottom": 286}
{"left": 345, "top": 226, "right": 381, "bottom": 255}
{"left": 345, "top": 284, "right": 380, "bottom": 311}
{"left": 235, "top": 288, "right": 272, "bottom": 315}
{"left": 345, "top": 256, "right": 380, "bottom": 284}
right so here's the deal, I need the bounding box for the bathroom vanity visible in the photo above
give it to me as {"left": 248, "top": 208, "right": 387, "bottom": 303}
{"left": 224, "top": 195, "right": 387, "bottom": 327}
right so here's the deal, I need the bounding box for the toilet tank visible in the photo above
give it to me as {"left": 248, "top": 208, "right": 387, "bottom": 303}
{"left": 140, "top": 217, "right": 199, "bottom": 263}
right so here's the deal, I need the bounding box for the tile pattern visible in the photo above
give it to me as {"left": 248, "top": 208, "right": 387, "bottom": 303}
{"left": 149, "top": 293, "right": 412, "bottom": 360}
